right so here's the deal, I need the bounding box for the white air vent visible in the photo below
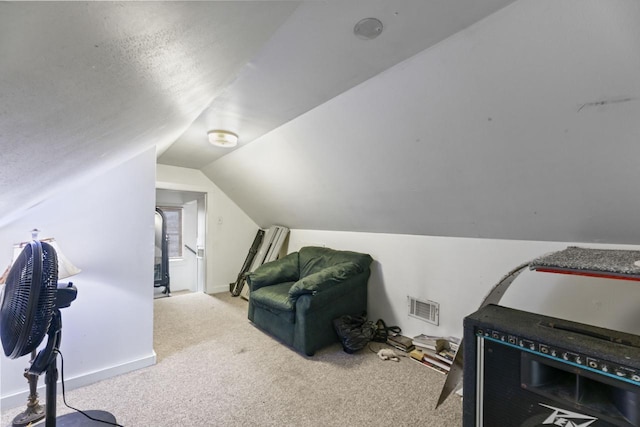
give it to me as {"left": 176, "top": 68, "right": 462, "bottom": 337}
{"left": 408, "top": 296, "right": 439, "bottom": 326}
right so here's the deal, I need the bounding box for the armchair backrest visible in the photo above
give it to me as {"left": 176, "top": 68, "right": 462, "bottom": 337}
{"left": 298, "top": 246, "right": 372, "bottom": 278}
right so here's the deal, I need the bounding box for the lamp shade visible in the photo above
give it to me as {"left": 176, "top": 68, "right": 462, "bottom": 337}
{"left": 0, "top": 238, "right": 80, "bottom": 284}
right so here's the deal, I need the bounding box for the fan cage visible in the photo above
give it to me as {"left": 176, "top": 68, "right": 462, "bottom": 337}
{"left": 0, "top": 241, "right": 58, "bottom": 359}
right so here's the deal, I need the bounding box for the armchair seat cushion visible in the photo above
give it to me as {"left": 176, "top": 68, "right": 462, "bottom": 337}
{"left": 250, "top": 282, "right": 296, "bottom": 323}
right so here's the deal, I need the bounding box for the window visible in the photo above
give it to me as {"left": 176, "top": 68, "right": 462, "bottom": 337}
{"left": 159, "top": 206, "right": 182, "bottom": 259}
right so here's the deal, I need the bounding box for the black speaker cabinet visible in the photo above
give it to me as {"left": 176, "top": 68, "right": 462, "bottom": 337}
{"left": 463, "top": 305, "right": 640, "bottom": 427}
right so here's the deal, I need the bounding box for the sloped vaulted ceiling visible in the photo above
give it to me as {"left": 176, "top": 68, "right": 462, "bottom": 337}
{"left": 2, "top": 1, "right": 639, "bottom": 245}
{"left": 202, "top": 0, "right": 640, "bottom": 244}
{"left": 0, "top": 1, "right": 298, "bottom": 227}
{"left": 158, "top": 0, "right": 517, "bottom": 168}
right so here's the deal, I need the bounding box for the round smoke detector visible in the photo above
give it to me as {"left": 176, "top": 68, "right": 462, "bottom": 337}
{"left": 354, "top": 18, "right": 383, "bottom": 40}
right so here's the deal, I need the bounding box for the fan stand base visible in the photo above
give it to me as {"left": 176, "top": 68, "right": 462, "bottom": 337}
{"left": 34, "top": 410, "right": 117, "bottom": 426}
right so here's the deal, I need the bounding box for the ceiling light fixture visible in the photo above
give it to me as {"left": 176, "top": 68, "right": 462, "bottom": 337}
{"left": 207, "top": 130, "right": 238, "bottom": 148}
{"left": 354, "top": 17, "right": 383, "bottom": 40}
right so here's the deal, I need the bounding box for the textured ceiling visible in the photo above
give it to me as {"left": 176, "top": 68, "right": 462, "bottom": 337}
{"left": 204, "top": 0, "right": 640, "bottom": 244}
{"left": 0, "top": 0, "right": 516, "bottom": 230}
{"left": 0, "top": 1, "right": 298, "bottom": 226}
{"left": 3, "top": 1, "right": 639, "bottom": 244}
{"left": 157, "top": 0, "right": 517, "bottom": 169}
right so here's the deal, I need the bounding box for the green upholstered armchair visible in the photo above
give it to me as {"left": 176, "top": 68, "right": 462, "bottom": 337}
{"left": 247, "top": 246, "right": 373, "bottom": 356}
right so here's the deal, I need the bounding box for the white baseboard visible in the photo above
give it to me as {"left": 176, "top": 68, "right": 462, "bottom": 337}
{"left": 1, "top": 352, "right": 156, "bottom": 410}
{"left": 209, "top": 284, "right": 230, "bottom": 294}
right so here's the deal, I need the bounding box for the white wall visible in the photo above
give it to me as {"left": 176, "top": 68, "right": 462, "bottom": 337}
{"left": 288, "top": 230, "right": 640, "bottom": 340}
{"left": 156, "top": 164, "right": 260, "bottom": 293}
{"left": 0, "top": 148, "right": 156, "bottom": 408}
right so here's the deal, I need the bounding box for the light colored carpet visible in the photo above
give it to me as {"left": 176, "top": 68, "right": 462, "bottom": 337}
{"left": 2, "top": 292, "right": 462, "bottom": 426}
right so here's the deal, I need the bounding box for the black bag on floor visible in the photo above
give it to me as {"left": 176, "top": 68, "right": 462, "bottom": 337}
{"left": 371, "top": 318, "right": 401, "bottom": 343}
{"left": 333, "top": 315, "right": 376, "bottom": 354}
{"left": 372, "top": 319, "right": 389, "bottom": 343}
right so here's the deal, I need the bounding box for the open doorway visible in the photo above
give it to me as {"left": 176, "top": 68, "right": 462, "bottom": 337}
{"left": 155, "top": 189, "right": 207, "bottom": 296}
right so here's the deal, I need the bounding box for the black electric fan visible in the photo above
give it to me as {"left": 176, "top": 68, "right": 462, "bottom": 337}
{"left": 0, "top": 241, "right": 117, "bottom": 426}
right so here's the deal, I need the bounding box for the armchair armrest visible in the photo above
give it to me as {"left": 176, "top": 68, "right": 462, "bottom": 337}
{"left": 289, "top": 261, "right": 362, "bottom": 299}
{"left": 247, "top": 252, "right": 300, "bottom": 292}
